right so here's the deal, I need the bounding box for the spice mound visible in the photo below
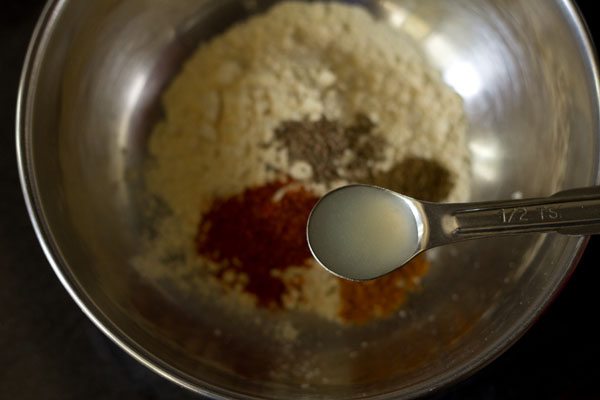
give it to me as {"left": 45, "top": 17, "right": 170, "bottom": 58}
{"left": 196, "top": 181, "right": 318, "bottom": 309}
{"left": 135, "top": 1, "right": 471, "bottom": 326}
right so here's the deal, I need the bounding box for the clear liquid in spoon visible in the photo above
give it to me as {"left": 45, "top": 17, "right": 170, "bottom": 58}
{"left": 307, "top": 185, "right": 421, "bottom": 281}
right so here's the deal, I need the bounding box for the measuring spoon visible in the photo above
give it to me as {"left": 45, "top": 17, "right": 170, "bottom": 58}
{"left": 306, "top": 184, "right": 600, "bottom": 281}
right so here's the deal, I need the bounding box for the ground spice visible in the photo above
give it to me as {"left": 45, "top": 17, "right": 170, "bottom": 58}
{"left": 372, "top": 157, "right": 454, "bottom": 202}
{"left": 196, "top": 181, "right": 319, "bottom": 309}
{"left": 273, "top": 117, "right": 347, "bottom": 182}
{"left": 344, "top": 114, "right": 388, "bottom": 180}
{"left": 338, "top": 254, "right": 429, "bottom": 324}
{"left": 273, "top": 114, "right": 386, "bottom": 183}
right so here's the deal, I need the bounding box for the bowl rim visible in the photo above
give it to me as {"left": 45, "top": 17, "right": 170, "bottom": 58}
{"left": 15, "top": 0, "right": 600, "bottom": 398}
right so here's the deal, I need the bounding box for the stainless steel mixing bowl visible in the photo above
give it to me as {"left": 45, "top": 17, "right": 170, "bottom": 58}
{"left": 17, "top": 0, "right": 600, "bottom": 398}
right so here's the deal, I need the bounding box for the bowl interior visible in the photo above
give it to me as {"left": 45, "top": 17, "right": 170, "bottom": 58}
{"left": 21, "top": 0, "right": 598, "bottom": 398}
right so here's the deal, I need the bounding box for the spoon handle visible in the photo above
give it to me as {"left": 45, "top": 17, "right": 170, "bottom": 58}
{"left": 423, "top": 187, "right": 600, "bottom": 247}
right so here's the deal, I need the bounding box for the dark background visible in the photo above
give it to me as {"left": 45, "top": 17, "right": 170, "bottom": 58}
{"left": 1, "top": 1, "right": 599, "bottom": 399}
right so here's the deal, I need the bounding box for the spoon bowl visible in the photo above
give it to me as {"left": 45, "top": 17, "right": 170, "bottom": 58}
{"left": 307, "top": 185, "right": 425, "bottom": 281}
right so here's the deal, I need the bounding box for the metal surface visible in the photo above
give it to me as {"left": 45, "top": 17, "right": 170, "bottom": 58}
{"left": 16, "top": 0, "right": 600, "bottom": 399}
{"left": 424, "top": 186, "right": 600, "bottom": 245}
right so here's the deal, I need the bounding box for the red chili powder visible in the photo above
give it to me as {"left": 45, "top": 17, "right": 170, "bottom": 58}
{"left": 196, "top": 181, "right": 319, "bottom": 309}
